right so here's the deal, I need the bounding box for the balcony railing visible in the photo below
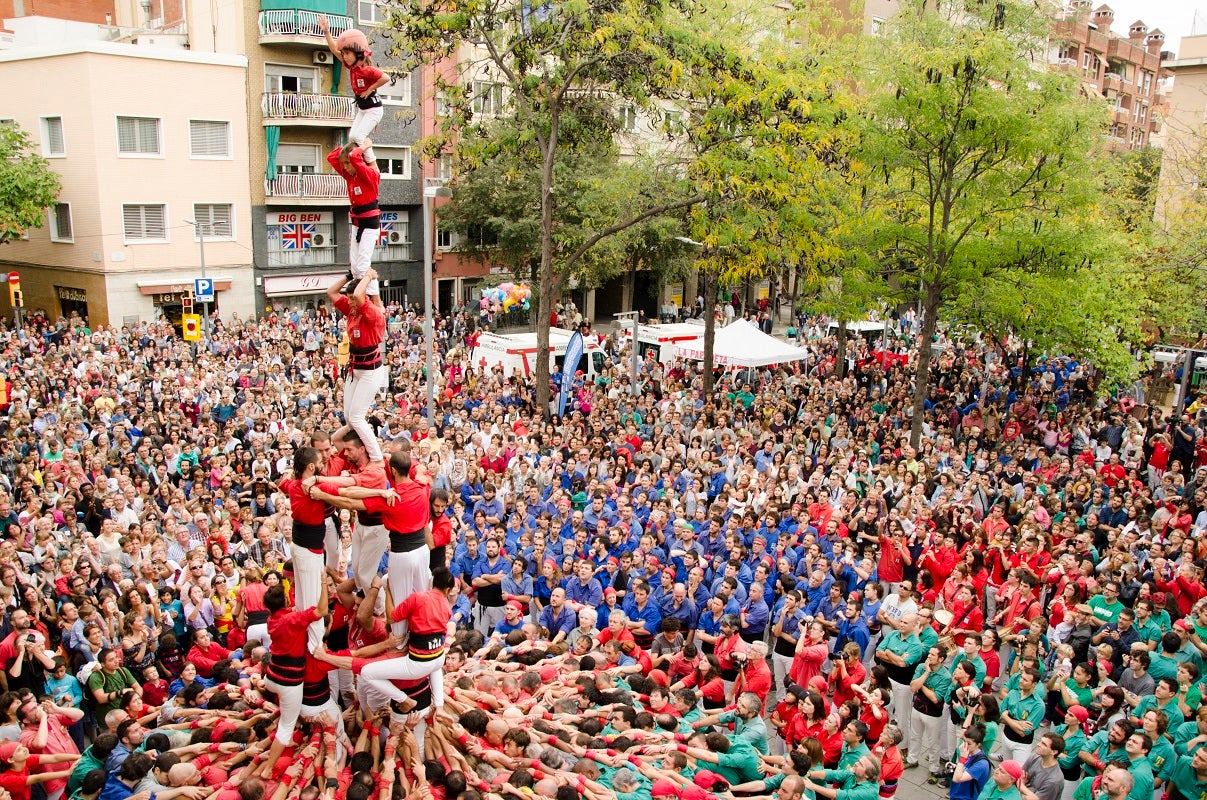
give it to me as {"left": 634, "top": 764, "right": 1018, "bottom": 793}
{"left": 258, "top": 9, "right": 352, "bottom": 41}
{"left": 268, "top": 248, "right": 337, "bottom": 267}
{"left": 265, "top": 173, "right": 348, "bottom": 200}
{"left": 377, "top": 243, "right": 413, "bottom": 261}
{"left": 262, "top": 92, "right": 355, "bottom": 124}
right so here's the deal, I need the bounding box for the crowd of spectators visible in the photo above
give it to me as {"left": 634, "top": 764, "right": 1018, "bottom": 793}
{"left": 0, "top": 299, "right": 1205, "bottom": 800}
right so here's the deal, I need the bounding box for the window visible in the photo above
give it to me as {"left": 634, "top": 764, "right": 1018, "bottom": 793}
{"left": 266, "top": 212, "right": 336, "bottom": 267}
{"left": 41, "top": 116, "right": 65, "bottom": 156}
{"left": 375, "top": 146, "right": 412, "bottom": 179}
{"left": 436, "top": 227, "right": 455, "bottom": 250}
{"left": 192, "top": 203, "right": 234, "bottom": 240}
{"left": 265, "top": 64, "right": 317, "bottom": 94}
{"left": 359, "top": 0, "right": 385, "bottom": 25}
{"left": 116, "top": 116, "right": 161, "bottom": 156}
{"left": 870, "top": 16, "right": 885, "bottom": 35}
{"left": 618, "top": 105, "right": 638, "bottom": 133}
{"left": 664, "top": 109, "right": 685, "bottom": 135}
{"left": 377, "top": 212, "right": 410, "bottom": 258}
{"left": 435, "top": 91, "right": 450, "bottom": 117}
{"left": 379, "top": 74, "right": 411, "bottom": 105}
{"left": 122, "top": 204, "right": 167, "bottom": 242}
{"left": 49, "top": 203, "right": 73, "bottom": 242}
{"left": 471, "top": 81, "right": 504, "bottom": 117}
{"left": 436, "top": 153, "right": 455, "bottom": 181}
{"left": 275, "top": 143, "right": 319, "bottom": 174}
{"left": 189, "top": 120, "right": 231, "bottom": 158}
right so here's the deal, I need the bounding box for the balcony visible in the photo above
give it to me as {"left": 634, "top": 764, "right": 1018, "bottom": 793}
{"left": 261, "top": 92, "right": 355, "bottom": 126}
{"left": 1114, "top": 107, "right": 1132, "bottom": 124}
{"left": 267, "top": 247, "right": 337, "bottom": 267}
{"left": 377, "top": 243, "right": 413, "bottom": 261}
{"left": 258, "top": 9, "right": 352, "bottom": 46}
{"left": 264, "top": 174, "right": 349, "bottom": 206}
{"left": 1103, "top": 72, "right": 1121, "bottom": 91}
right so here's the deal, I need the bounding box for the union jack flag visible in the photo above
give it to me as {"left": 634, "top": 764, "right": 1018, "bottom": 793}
{"left": 377, "top": 221, "right": 393, "bottom": 247}
{"left": 280, "top": 222, "right": 314, "bottom": 249}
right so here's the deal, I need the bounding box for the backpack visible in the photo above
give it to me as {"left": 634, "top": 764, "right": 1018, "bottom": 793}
{"left": 965, "top": 752, "right": 991, "bottom": 797}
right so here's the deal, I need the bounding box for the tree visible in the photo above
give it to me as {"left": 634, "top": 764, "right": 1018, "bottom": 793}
{"left": 857, "top": 0, "right": 1107, "bottom": 448}
{"left": 0, "top": 124, "right": 61, "bottom": 244}
{"left": 385, "top": 0, "right": 708, "bottom": 416}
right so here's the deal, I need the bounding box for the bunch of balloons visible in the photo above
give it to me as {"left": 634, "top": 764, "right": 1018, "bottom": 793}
{"left": 479, "top": 282, "right": 532, "bottom": 313}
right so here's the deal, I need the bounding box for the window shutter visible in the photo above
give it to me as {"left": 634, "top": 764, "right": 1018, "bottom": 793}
{"left": 117, "top": 117, "right": 160, "bottom": 154}
{"left": 123, "top": 205, "right": 166, "bottom": 239}
{"left": 44, "top": 118, "right": 64, "bottom": 154}
{"left": 195, "top": 204, "right": 233, "bottom": 239}
{"left": 190, "top": 121, "right": 229, "bottom": 157}
{"left": 53, "top": 204, "right": 72, "bottom": 240}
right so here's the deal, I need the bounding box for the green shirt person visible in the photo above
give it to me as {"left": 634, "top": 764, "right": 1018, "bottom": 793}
{"left": 1120, "top": 732, "right": 1155, "bottom": 800}
{"left": 911, "top": 645, "right": 952, "bottom": 709}
{"left": 1169, "top": 749, "right": 1207, "bottom": 800}
{"left": 836, "top": 720, "right": 871, "bottom": 772}
{"left": 977, "top": 760, "right": 1024, "bottom": 800}
{"left": 1053, "top": 705, "right": 1091, "bottom": 774}
{"left": 950, "top": 646, "right": 987, "bottom": 688}
{"left": 1071, "top": 764, "right": 1136, "bottom": 800}
{"left": 803, "top": 754, "right": 882, "bottom": 800}
{"left": 1131, "top": 680, "right": 1184, "bottom": 731}
{"left": 999, "top": 668, "right": 1045, "bottom": 746}
{"left": 1088, "top": 592, "right": 1124, "bottom": 626}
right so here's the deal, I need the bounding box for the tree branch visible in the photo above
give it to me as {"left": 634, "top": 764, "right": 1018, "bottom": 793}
{"left": 562, "top": 194, "right": 707, "bottom": 277}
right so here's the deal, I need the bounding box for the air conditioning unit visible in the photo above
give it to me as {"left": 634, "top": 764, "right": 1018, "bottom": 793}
{"left": 313, "top": 50, "right": 333, "bottom": 65}
{"left": 1057, "top": 58, "right": 1076, "bottom": 66}
{"left": 312, "top": 233, "right": 326, "bottom": 246}
{"left": 387, "top": 231, "right": 403, "bottom": 244}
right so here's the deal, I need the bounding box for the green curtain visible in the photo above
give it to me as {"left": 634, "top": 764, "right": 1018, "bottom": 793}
{"left": 265, "top": 126, "right": 281, "bottom": 180}
{"left": 332, "top": 60, "right": 341, "bottom": 94}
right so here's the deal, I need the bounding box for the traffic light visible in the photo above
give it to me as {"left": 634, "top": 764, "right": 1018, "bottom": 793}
{"left": 182, "top": 293, "right": 193, "bottom": 314}
{"left": 182, "top": 314, "right": 202, "bottom": 341}
{"left": 7, "top": 272, "right": 19, "bottom": 307}
{"left": 10, "top": 290, "right": 22, "bottom": 308}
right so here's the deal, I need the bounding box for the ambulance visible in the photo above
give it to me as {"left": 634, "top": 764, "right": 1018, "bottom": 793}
{"left": 474, "top": 328, "right": 607, "bottom": 380}
{"left": 616, "top": 319, "right": 705, "bottom": 365}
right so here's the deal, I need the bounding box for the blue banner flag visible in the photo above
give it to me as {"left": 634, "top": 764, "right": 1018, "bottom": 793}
{"left": 558, "top": 330, "right": 584, "bottom": 417}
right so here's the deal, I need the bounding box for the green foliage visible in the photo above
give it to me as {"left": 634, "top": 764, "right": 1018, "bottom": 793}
{"left": 856, "top": 0, "right": 1109, "bottom": 443}
{"left": 0, "top": 124, "right": 61, "bottom": 245}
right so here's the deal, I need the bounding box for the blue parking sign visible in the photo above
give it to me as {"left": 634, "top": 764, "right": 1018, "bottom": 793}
{"left": 194, "top": 278, "right": 214, "bottom": 302}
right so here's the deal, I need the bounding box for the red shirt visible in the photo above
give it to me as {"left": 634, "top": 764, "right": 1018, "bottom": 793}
{"left": 269, "top": 607, "right": 320, "bottom": 661}
{"left": 391, "top": 590, "right": 452, "bottom": 636}
{"left": 326, "top": 146, "right": 380, "bottom": 214}
{"left": 431, "top": 515, "right": 453, "bottom": 549}
{"left": 349, "top": 64, "right": 384, "bottom": 97}
{"left": 363, "top": 480, "right": 430, "bottom": 534}
{"left": 188, "top": 641, "right": 232, "bottom": 678}
{"left": 280, "top": 478, "right": 326, "bottom": 526}
{"left": 0, "top": 755, "right": 44, "bottom": 800}
{"left": 334, "top": 295, "right": 385, "bottom": 352}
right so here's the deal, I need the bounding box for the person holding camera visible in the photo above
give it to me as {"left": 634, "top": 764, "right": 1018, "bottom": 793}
{"left": 0, "top": 609, "right": 56, "bottom": 695}
{"left": 908, "top": 644, "right": 953, "bottom": 783}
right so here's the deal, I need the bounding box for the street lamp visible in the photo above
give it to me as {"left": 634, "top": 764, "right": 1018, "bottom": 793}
{"left": 183, "top": 218, "right": 209, "bottom": 343}
{"left": 423, "top": 178, "right": 453, "bottom": 422}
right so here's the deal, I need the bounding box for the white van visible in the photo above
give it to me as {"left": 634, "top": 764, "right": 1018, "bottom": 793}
{"left": 616, "top": 319, "right": 705, "bottom": 365}
{"left": 475, "top": 327, "right": 606, "bottom": 380}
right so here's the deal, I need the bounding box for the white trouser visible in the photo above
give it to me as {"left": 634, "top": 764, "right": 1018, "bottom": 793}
{"left": 324, "top": 517, "right": 342, "bottom": 575}
{"left": 475, "top": 604, "right": 505, "bottom": 637}
{"left": 943, "top": 714, "right": 963, "bottom": 763}
{"left": 350, "top": 106, "right": 384, "bottom": 160}
{"left": 266, "top": 678, "right": 304, "bottom": 745}
{"left": 348, "top": 224, "right": 380, "bottom": 296}
{"left": 352, "top": 522, "right": 389, "bottom": 615}
{"left": 770, "top": 652, "right": 793, "bottom": 698}
{"left": 356, "top": 672, "right": 390, "bottom": 715}
{"left": 360, "top": 652, "right": 446, "bottom": 708}
{"left": 247, "top": 623, "right": 270, "bottom": 649}
{"left": 387, "top": 547, "right": 432, "bottom": 639}
{"left": 890, "top": 679, "right": 913, "bottom": 750}
{"left": 995, "top": 734, "right": 1034, "bottom": 764}
{"left": 292, "top": 545, "right": 326, "bottom": 652}
{"left": 329, "top": 667, "right": 354, "bottom": 704}
{"left": 344, "top": 366, "right": 386, "bottom": 463}
{"left": 909, "top": 710, "right": 943, "bottom": 772}
{"left": 301, "top": 697, "right": 349, "bottom": 763}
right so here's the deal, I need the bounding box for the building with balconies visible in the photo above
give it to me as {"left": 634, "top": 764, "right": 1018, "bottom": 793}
{"left": 244, "top": 0, "right": 424, "bottom": 312}
{"left": 1154, "top": 33, "right": 1207, "bottom": 223}
{"left": 1051, "top": 2, "right": 1170, "bottom": 150}
{"left": 0, "top": 42, "right": 256, "bottom": 326}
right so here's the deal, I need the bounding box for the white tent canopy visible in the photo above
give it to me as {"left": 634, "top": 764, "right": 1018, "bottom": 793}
{"left": 675, "top": 319, "right": 812, "bottom": 368}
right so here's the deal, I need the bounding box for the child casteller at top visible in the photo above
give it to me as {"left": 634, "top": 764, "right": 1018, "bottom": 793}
{"left": 319, "top": 17, "right": 389, "bottom": 162}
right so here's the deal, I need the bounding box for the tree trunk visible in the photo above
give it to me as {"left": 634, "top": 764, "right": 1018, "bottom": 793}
{"left": 533, "top": 124, "right": 559, "bottom": 419}
{"left": 909, "top": 283, "right": 940, "bottom": 449}
{"left": 836, "top": 319, "right": 848, "bottom": 379}
{"left": 703, "top": 268, "right": 718, "bottom": 396}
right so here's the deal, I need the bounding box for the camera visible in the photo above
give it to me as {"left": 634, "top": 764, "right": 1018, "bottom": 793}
{"left": 26, "top": 635, "right": 35, "bottom": 643}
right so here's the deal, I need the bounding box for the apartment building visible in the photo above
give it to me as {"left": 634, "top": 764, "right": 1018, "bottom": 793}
{"left": 243, "top": 0, "right": 424, "bottom": 312}
{"left": 1154, "top": 33, "right": 1207, "bottom": 223}
{"left": 1052, "top": 2, "right": 1168, "bottom": 150}
{"left": 0, "top": 42, "right": 255, "bottom": 326}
